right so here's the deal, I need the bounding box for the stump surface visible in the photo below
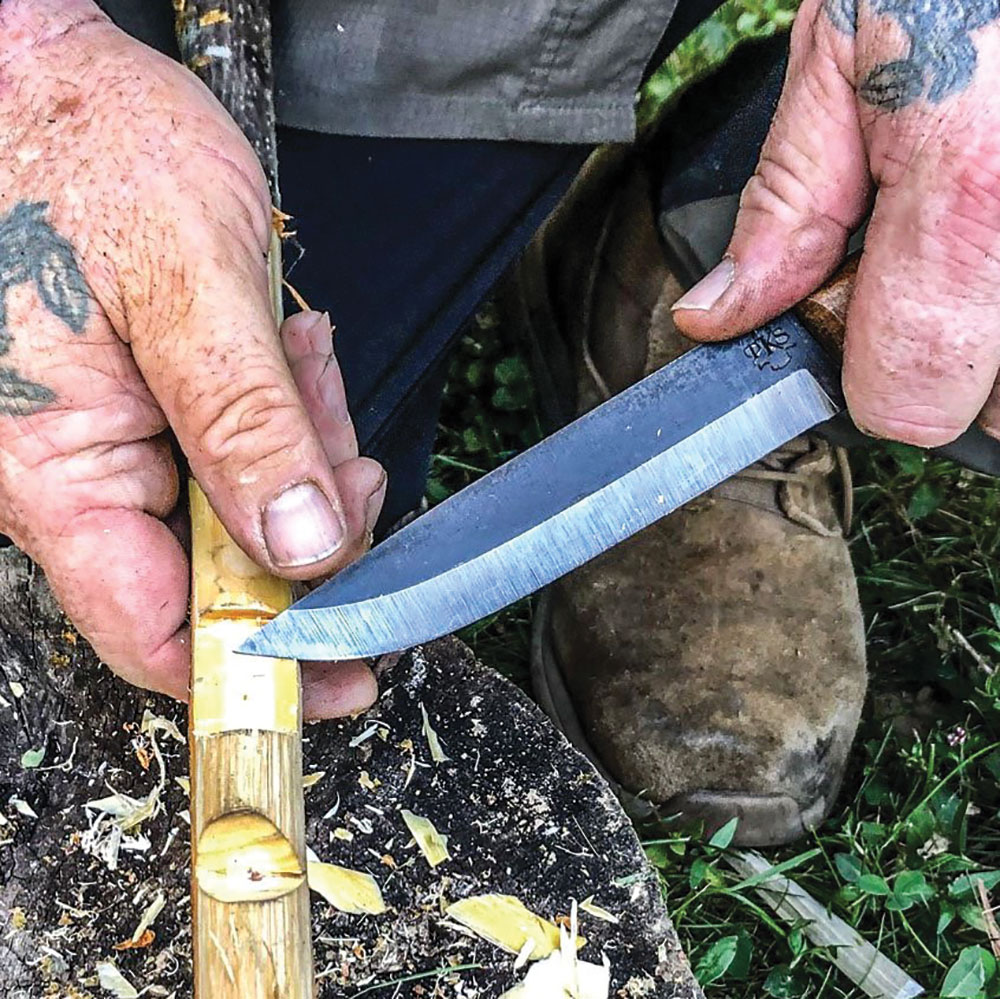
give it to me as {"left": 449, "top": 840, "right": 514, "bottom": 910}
{"left": 0, "top": 549, "right": 701, "bottom": 998}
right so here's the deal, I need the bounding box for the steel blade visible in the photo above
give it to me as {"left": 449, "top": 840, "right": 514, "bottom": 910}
{"left": 242, "top": 316, "right": 842, "bottom": 661}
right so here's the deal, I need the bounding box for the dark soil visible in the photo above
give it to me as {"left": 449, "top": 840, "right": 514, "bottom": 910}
{"left": 0, "top": 548, "right": 700, "bottom": 998}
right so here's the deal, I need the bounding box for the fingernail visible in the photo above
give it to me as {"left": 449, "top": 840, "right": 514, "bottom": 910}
{"left": 285, "top": 312, "right": 333, "bottom": 363}
{"left": 365, "top": 472, "right": 387, "bottom": 534}
{"left": 315, "top": 313, "right": 334, "bottom": 352}
{"left": 672, "top": 257, "right": 735, "bottom": 312}
{"left": 303, "top": 311, "right": 333, "bottom": 355}
{"left": 263, "top": 482, "right": 344, "bottom": 567}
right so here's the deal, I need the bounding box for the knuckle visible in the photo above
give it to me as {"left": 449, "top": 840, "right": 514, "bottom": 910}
{"left": 191, "top": 373, "right": 304, "bottom": 476}
{"left": 742, "top": 156, "right": 816, "bottom": 226}
{"left": 181, "top": 143, "right": 272, "bottom": 249}
{"left": 927, "top": 141, "right": 1000, "bottom": 281}
{"left": 740, "top": 154, "right": 854, "bottom": 243}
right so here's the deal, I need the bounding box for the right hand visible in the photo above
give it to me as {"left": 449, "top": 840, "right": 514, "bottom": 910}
{"left": 0, "top": 0, "right": 385, "bottom": 715}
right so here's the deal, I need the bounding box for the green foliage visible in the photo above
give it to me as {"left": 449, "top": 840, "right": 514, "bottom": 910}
{"left": 637, "top": 0, "right": 800, "bottom": 132}
{"left": 695, "top": 932, "right": 754, "bottom": 985}
{"left": 429, "top": 1, "right": 1000, "bottom": 994}
{"left": 19, "top": 747, "right": 44, "bottom": 769}
{"left": 942, "top": 946, "right": 997, "bottom": 998}
{"left": 431, "top": 305, "right": 543, "bottom": 686}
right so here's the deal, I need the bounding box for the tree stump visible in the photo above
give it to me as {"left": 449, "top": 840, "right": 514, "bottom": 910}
{"left": 0, "top": 547, "right": 701, "bottom": 998}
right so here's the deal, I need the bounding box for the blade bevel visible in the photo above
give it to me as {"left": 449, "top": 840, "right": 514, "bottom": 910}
{"left": 243, "top": 363, "right": 839, "bottom": 661}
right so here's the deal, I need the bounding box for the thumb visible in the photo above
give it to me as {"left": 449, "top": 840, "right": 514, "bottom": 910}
{"left": 672, "top": 0, "right": 871, "bottom": 341}
{"left": 127, "top": 203, "right": 380, "bottom": 579}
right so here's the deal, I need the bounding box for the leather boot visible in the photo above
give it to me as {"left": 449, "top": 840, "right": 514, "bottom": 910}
{"left": 503, "top": 146, "right": 867, "bottom": 847}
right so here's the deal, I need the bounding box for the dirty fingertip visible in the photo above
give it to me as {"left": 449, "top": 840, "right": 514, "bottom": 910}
{"left": 302, "top": 659, "right": 378, "bottom": 720}
{"left": 281, "top": 310, "right": 333, "bottom": 360}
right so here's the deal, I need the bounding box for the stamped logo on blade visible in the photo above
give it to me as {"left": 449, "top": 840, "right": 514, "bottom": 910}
{"left": 743, "top": 326, "right": 796, "bottom": 372}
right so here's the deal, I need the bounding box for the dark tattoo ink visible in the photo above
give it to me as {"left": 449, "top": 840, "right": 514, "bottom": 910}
{"left": 0, "top": 202, "right": 89, "bottom": 416}
{"left": 0, "top": 368, "right": 55, "bottom": 417}
{"left": 852, "top": 2, "right": 1000, "bottom": 111}
{"left": 824, "top": 0, "right": 857, "bottom": 35}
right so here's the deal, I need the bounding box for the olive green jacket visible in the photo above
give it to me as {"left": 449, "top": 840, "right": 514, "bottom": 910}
{"left": 99, "top": 0, "right": 675, "bottom": 143}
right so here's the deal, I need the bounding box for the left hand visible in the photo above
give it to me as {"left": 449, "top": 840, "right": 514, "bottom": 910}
{"left": 672, "top": 0, "right": 1000, "bottom": 446}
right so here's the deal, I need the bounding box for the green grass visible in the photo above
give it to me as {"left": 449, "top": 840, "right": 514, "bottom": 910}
{"left": 430, "top": 2, "right": 1000, "bottom": 995}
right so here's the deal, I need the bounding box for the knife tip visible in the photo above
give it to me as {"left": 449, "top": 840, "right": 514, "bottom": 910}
{"left": 236, "top": 629, "right": 274, "bottom": 658}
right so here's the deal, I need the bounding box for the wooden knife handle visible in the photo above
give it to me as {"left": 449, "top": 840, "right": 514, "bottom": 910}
{"left": 793, "top": 252, "right": 861, "bottom": 360}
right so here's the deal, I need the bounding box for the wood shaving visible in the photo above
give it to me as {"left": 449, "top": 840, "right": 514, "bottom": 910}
{"left": 500, "top": 947, "right": 610, "bottom": 998}
{"left": 131, "top": 891, "right": 165, "bottom": 943}
{"left": 501, "top": 904, "right": 609, "bottom": 998}
{"left": 580, "top": 897, "right": 620, "bottom": 925}
{"left": 307, "top": 859, "right": 386, "bottom": 915}
{"left": 11, "top": 797, "right": 37, "bottom": 818}
{"left": 114, "top": 929, "right": 155, "bottom": 951}
{"left": 359, "top": 771, "right": 381, "bottom": 791}
{"left": 400, "top": 809, "right": 451, "bottom": 868}
{"left": 445, "top": 895, "right": 583, "bottom": 960}
{"left": 95, "top": 961, "right": 139, "bottom": 998}
{"left": 350, "top": 722, "right": 388, "bottom": 748}
{"left": 420, "top": 703, "right": 449, "bottom": 763}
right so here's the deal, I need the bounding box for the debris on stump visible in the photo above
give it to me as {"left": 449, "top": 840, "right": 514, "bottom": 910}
{"left": 0, "top": 548, "right": 701, "bottom": 997}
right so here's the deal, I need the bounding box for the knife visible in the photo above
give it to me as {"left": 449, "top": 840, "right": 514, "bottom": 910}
{"left": 240, "top": 255, "right": 1000, "bottom": 661}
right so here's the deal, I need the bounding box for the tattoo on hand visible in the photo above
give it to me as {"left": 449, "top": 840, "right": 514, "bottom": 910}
{"left": 824, "top": 0, "right": 857, "bottom": 34}
{"left": 827, "top": 1, "right": 1000, "bottom": 111}
{"left": 0, "top": 202, "right": 89, "bottom": 417}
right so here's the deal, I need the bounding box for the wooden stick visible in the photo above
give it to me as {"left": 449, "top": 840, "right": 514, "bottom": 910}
{"left": 173, "top": 3, "right": 314, "bottom": 995}
{"left": 188, "top": 482, "right": 313, "bottom": 996}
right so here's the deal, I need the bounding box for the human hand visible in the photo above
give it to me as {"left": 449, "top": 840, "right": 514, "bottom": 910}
{"left": 0, "top": 0, "right": 385, "bottom": 716}
{"left": 673, "top": 0, "right": 1000, "bottom": 446}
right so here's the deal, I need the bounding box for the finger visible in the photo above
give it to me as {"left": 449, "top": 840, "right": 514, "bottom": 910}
{"left": 978, "top": 374, "right": 1000, "bottom": 440}
{"left": 282, "top": 310, "right": 387, "bottom": 543}
{"left": 31, "top": 508, "right": 191, "bottom": 700}
{"left": 301, "top": 658, "right": 378, "bottom": 721}
{"left": 335, "top": 456, "right": 386, "bottom": 544}
{"left": 672, "top": 0, "right": 872, "bottom": 340}
{"left": 52, "top": 434, "right": 179, "bottom": 519}
{"left": 841, "top": 145, "right": 1000, "bottom": 445}
{"left": 281, "top": 310, "right": 359, "bottom": 468}
{"left": 123, "top": 178, "right": 374, "bottom": 582}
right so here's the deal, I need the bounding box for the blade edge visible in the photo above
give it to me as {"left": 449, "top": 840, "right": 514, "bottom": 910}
{"left": 243, "top": 370, "right": 839, "bottom": 660}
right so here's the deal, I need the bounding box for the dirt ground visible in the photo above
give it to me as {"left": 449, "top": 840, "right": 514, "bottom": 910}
{"left": 0, "top": 547, "right": 701, "bottom": 998}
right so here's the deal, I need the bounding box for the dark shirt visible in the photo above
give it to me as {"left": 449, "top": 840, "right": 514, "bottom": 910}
{"left": 97, "top": 0, "right": 676, "bottom": 143}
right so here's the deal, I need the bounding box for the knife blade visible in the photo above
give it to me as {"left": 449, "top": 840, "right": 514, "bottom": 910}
{"left": 240, "top": 258, "right": 1000, "bottom": 661}
{"left": 242, "top": 311, "right": 842, "bottom": 660}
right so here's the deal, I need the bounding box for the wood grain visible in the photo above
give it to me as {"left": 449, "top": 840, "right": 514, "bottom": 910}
{"left": 174, "top": 3, "right": 314, "bottom": 995}
{"left": 188, "top": 480, "right": 313, "bottom": 999}
{"left": 794, "top": 253, "right": 860, "bottom": 361}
